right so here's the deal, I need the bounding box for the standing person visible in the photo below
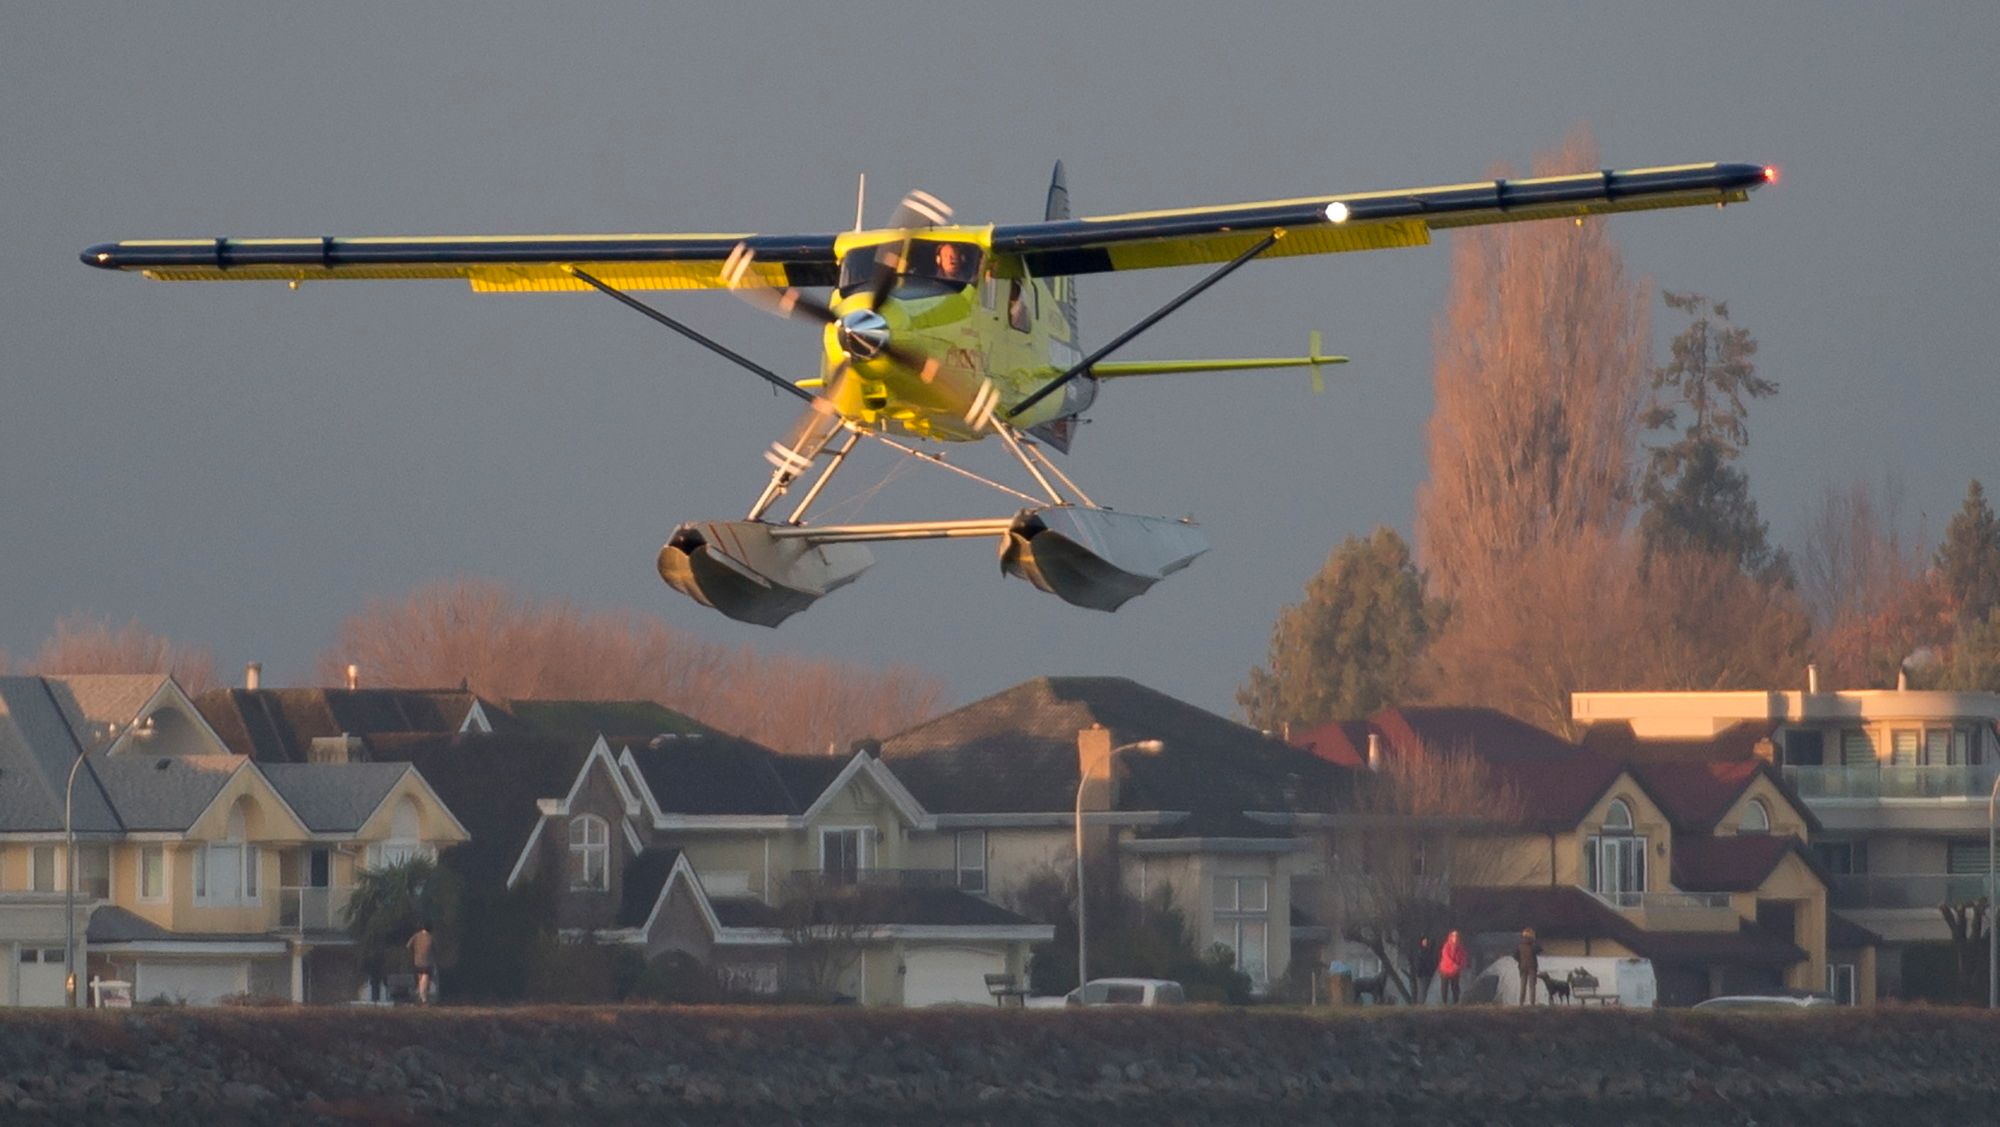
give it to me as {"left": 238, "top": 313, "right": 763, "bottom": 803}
{"left": 1413, "top": 935, "right": 1439, "bottom": 1003}
{"left": 1514, "top": 928, "right": 1542, "bottom": 1006}
{"left": 1438, "top": 929, "right": 1467, "bottom": 1005}
{"left": 407, "top": 921, "right": 435, "bottom": 1005}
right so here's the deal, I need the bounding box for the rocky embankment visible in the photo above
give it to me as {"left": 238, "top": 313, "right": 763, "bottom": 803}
{"left": 1, "top": 1005, "right": 1995, "bottom": 1125}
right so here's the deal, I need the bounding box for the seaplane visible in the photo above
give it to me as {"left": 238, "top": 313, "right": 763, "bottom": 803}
{"left": 82, "top": 159, "right": 1774, "bottom": 625}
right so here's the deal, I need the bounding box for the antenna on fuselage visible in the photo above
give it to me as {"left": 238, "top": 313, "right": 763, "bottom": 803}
{"left": 854, "top": 174, "right": 866, "bottom": 231}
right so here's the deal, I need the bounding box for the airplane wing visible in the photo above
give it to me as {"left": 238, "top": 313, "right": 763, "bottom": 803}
{"left": 78, "top": 232, "right": 839, "bottom": 292}
{"left": 986, "top": 162, "right": 1772, "bottom": 277}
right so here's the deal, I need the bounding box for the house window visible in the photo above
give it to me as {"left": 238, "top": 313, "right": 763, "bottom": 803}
{"left": 198, "top": 804, "right": 259, "bottom": 905}
{"left": 1740, "top": 799, "right": 1772, "bottom": 835}
{"left": 569, "top": 815, "right": 610, "bottom": 891}
{"left": 955, "top": 830, "right": 986, "bottom": 894}
{"left": 139, "top": 846, "right": 166, "bottom": 901}
{"left": 1840, "top": 729, "right": 1876, "bottom": 766}
{"left": 78, "top": 845, "right": 112, "bottom": 900}
{"left": 1925, "top": 729, "right": 1953, "bottom": 766}
{"left": 1813, "top": 840, "right": 1866, "bottom": 875}
{"left": 822, "top": 828, "right": 865, "bottom": 885}
{"left": 1781, "top": 728, "right": 1824, "bottom": 767}
{"left": 1212, "top": 876, "right": 1270, "bottom": 984}
{"left": 1890, "top": 729, "right": 1920, "bottom": 767}
{"left": 1827, "top": 963, "right": 1857, "bottom": 1005}
{"left": 1587, "top": 800, "right": 1646, "bottom": 900}
{"left": 1947, "top": 841, "right": 1991, "bottom": 876}
{"left": 31, "top": 845, "right": 56, "bottom": 892}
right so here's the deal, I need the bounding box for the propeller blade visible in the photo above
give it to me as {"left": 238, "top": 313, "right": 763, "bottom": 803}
{"left": 888, "top": 189, "right": 953, "bottom": 229}
{"left": 723, "top": 242, "right": 838, "bottom": 325}
{"left": 866, "top": 236, "right": 910, "bottom": 313}
{"left": 765, "top": 362, "right": 852, "bottom": 475}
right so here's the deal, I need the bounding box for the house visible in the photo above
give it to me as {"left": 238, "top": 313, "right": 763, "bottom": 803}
{"left": 1298, "top": 707, "right": 1861, "bottom": 1006}
{"left": 1573, "top": 683, "right": 2000, "bottom": 1001}
{"left": 0, "top": 675, "right": 466, "bottom": 1006}
{"left": 880, "top": 677, "right": 1348, "bottom": 993}
{"left": 502, "top": 731, "right": 1052, "bottom": 1006}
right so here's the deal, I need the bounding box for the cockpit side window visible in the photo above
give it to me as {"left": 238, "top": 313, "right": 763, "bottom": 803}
{"left": 837, "top": 241, "right": 983, "bottom": 299}
{"left": 1007, "top": 280, "right": 1032, "bottom": 332}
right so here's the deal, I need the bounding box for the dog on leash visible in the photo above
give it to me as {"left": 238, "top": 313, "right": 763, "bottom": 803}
{"left": 1537, "top": 972, "right": 1572, "bottom": 1004}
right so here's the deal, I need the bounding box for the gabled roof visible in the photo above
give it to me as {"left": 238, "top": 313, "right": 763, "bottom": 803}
{"left": 42, "top": 674, "right": 173, "bottom": 753}
{"left": 494, "top": 699, "right": 710, "bottom": 739}
{"left": 617, "top": 848, "right": 684, "bottom": 928}
{"left": 195, "top": 688, "right": 482, "bottom": 761}
{"left": 623, "top": 734, "right": 808, "bottom": 816}
{"left": 879, "top": 677, "right": 1341, "bottom": 816}
{"left": 1290, "top": 720, "right": 1367, "bottom": 768}
{"left": 1827, "top": 910, "right": 1882, "bottom": 950}
{"left": 1361, "top": 707, "right": 1630, "bottom": 831}
{"left": 1670, "top": 834, "right": 1822, "bottom": 893}
{"left": 0, "top": 676, "right": 125, "bottom": 833}
{"left": 1631, "top": 759, "right": 1821, "bottom": 835}
{"left": 363, "top": 732, "right": 594, "bottom": 886}
{"left": 260, "top": 762, "right": 416, "bottom": 833}
{"left": 1454, "top": 885, "right": 1805, "bottom": 966}
{"left": 90, "top": 754, "right": 242, "bottom": 832}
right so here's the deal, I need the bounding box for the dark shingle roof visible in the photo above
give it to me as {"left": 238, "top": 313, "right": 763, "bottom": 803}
{"left": 362, "top": 732, "right": 593, "bottom": 886}
{"left": 1453, "top": 885, "right": 1804, "bottom": 966}
{"left": 879, "top": 677, "right": 1341, "bottom": 816}
{"left": 195, "top": 688, "right": 480, "bottom": 762}
{"left": 711, "top": 887, "right": 1038, "bottom": 929}
{"left": 1630, "top": 759, "right": 1820, "bottom": 834}
{"left": 496, "top": 699, "right": 711, "bottom": 739}
{"left": 0, "top": 677, "right": 124, "bottom": 833}
{"left": 622, "top": 734, "right": 830, "bottom": 816}
{"left": 261, "top": 762, "right": 414, "bottom": 833}
{"left": 1670, "top": 834, "right": 1818, "bottom": 893}
{"left": 1827, "top": 910, "right": 1882, "bottom": 950}
{"left": 89, "top": 754, "right": 239, "bottom": 832}
{"left": 617, "top": 848, "right": 683, "bottom": 928}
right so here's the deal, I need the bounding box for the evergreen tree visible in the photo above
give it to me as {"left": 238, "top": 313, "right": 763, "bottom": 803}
{"left": 1639, "top": 291, "right": 1785, "bottom": 580}
{"left": 1936, "top": 480, "right": 2000, "bottom": 625}
{"left": 1239, "top": 528, "right": 1439, "bottom": 730}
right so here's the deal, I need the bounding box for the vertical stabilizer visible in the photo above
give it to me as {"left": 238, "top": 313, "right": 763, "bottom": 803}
{"left": 1044, "top": 161, "right": 1070, "bottom": 220}
{"left": 1028, "top": 161, "right": 1089, "bottom": 453}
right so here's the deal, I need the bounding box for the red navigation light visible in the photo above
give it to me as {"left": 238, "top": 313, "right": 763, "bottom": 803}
{"left": 1763, "top": 166, "right": 1780, "bottom": 184}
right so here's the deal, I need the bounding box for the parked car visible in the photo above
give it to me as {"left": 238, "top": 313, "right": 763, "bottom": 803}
{"left": 1062, "top": 978, "right": 1188, "bottom": 1007}
{"left": 1693, "top": 992, "right": 1836, "bottom": 1011}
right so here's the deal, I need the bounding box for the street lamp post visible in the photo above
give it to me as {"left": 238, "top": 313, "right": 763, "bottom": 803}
{"left": 1074, "top": 737, "right": 1162, "bottom": 992}
{"left": 65, "top": 712, "right": 150, "bottom": 1007}
{"left": 1988, "top": 771, "right": 1999, "bottom": 1009}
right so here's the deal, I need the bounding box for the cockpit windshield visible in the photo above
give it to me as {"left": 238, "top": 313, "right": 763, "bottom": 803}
{"left": 838, "top": 240, "right": 984, "bottom": 298}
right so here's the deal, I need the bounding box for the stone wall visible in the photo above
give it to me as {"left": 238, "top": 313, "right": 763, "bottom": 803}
{"left": 1, "top": 1005, "right": 1997, "bottom": 1124}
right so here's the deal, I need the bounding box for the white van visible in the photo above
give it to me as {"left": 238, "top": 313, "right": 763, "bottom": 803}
{"left": 1024, "top": 978, "right": 1189, "bottom": 1007}
{"left": 1473, "top": 955, "right": 1656, "bottom": 1008}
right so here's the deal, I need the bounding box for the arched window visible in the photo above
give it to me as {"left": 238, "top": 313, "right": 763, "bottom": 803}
{"left": 197, "top": 798, "right": 258, "bottom": 904}
{"left": 1741, "top": 798, "right": 1772, "bottom": 834}
{"left": 1587, "top": 798, "right": 1646, "bottom": 902}
{"left": 371, "top": 796, "right": 426, "bottom": 869}
{"left": 570, "top": 815, "right": 610, "bottom": 891}
{"left": 1603, "top": 799, "right": 1633, "bottom": 833}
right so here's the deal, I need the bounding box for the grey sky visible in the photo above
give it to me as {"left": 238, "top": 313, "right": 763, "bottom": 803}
{"left": 4, "top": 1, "right": 1995, "bottom": 718}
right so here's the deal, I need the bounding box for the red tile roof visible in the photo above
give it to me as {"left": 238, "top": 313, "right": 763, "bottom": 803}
{"left": 1632, "top": 759, "right": 1821, "bottom": 834}
{"left": 1670, "top": 834, "right": 1818, "bottom": 893}
{"left": 1290, "top": 720, "right": 1365, "bottom": 768}
{"left": 1580, "top": 720, "right": 1779, "bottom": 764}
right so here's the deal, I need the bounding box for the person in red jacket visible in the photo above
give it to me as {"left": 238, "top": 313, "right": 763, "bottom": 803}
{"left": 1438, "top": 929, "right": 1467, "bottom": 1004}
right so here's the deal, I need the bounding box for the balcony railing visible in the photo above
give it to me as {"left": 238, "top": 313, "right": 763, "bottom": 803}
{"left": 786, "top": 869, "right": 981, "bottom": 892}
{"left": 276, "top": 885, "right": 352, "bottom": 933}
{"left": 1828, "top": 873, "right": 1993, "bottom": 910}
{"left": 1782, "top": 764, "right": 2000, "bottom": 800}
{"left": 1592, "top": 890, "right": 1732, "bottom": 911}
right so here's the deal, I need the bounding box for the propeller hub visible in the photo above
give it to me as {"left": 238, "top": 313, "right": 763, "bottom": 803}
{"left": 836, "top": 308, "right": 892, "bottom": 361}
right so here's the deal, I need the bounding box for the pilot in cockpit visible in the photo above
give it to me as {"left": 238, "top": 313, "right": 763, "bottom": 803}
{"left": 932, "top": 242, "right": 973, "bottom": 285}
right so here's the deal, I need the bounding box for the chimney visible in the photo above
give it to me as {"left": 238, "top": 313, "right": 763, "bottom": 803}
{"left": 1367, "top": 732, "right": 1383, "bottom": 772}
{"left": 244, "top": 662, "right": 262, "bottom": 691}
{"left": 1897, "top": 666, "right": 1909, "bottom": 692}
{"left": 1807, "top": 664, "right": 1819, "bottom": 695}
{"left": 345, "top": 663, "right": 359, "bottom": 691}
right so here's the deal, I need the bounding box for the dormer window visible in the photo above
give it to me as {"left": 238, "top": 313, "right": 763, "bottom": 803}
{"left": 1741, "top": 798, "right": 1772, "bottom": 834}
{"left": 569, "top": 815, "right": 609, "bottom": 891}
{"left": 1603, "top": 799, "right": 1633, "bottom": 833}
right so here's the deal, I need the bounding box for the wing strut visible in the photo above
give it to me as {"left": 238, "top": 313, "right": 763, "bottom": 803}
{"left": 564, "top": 266, "right": 814, "bottom": 403}
{"left": 1006, "top": 230, "right": 1283, "bottom": 420}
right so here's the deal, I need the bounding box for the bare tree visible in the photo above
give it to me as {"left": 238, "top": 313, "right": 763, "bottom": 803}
{"left": 28, "top": 614, "right": 217, "bottom": 693}
{"left": 1417, "top": 128, "right": 1649, "bottom": 603}
{"left": 772, "top": 875, "right": 873, "bottom": 1001}
{"left": 1939, "top": 899, "right": 1990, "bottom": 1004}
{"left": 316, "top": 576, "right": 942, "bottom": 753}
{"left": 1796, "top": 479, "right": 1952, "bottom": 688}
{"left": 1335, "top": 743, "right": 1529, "bottom": 1002}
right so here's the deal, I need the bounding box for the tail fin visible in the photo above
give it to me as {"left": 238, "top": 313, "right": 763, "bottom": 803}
{"left": 1027, "top": 161, "right": 1088, "bottom": 453}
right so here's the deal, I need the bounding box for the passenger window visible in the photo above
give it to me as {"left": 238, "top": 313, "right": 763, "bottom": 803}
{"left": 1008, "top": 280, "right": 1031, "bottom": 332}
{"left": 1104, "top": 984, "right": 1145, "bottom": 1005}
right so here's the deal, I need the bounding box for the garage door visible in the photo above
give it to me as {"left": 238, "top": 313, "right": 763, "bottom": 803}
{"left": 902, "top": 946, "right": 1005, "bottom": 1007}
{"left": 136, "top": 960, "right": 247, "bottom": 1006}
{"left": 17, "top": 946, "right": 69, "bottom": 1007}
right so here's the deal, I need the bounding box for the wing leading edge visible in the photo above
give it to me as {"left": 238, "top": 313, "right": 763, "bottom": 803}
{"left": 79, "top": 161, "right": 1769, "bottom": 288}
{"left": 989, "top": 161, "right": 1773, "bottom": 276}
